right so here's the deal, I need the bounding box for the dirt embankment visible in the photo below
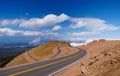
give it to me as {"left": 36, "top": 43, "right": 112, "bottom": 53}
{"left": 55, "top": 40, "right": 120, "bottom": 76}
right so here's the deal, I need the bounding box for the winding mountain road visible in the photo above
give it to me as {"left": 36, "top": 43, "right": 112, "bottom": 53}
{"left": 0, "top": 47, "right": 86, "bottom": 76}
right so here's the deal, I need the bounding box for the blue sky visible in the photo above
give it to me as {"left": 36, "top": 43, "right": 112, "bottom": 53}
{"left": 0, "top": 0, "right": 120, "bottom": 45}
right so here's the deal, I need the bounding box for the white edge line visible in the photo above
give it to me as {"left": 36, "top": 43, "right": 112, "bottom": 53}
{"left": 48, "top": 51, "right": 87, "bottom": 76}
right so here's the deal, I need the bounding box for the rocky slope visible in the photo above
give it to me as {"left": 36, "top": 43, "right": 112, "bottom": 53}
{"left": 55, "top": 39, "right": 120, "bottom": 76}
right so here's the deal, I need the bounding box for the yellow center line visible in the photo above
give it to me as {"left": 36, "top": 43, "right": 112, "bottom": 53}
{"left": 9, "top": 50, "right": 83, "bottom": 76}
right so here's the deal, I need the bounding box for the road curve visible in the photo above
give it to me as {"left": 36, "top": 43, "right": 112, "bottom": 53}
{"left": 27, "top": 51, "right": 39, "bottom": 61}
{"left": 0, "top": 47, "right": 86, "bottom": 76}
{"left": 51, "top": 46, "right": 61, "bottom": 58}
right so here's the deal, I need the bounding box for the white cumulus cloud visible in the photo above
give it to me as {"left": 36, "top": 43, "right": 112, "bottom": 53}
{"left": 0, "top": 28, "right": 56, "bottom": 37}
{"left": 29, "top": 37, "right": 41, "bottom": 45}
{"left": 70, "top": 42, "right": 86, "bottom": 47}
{"left": 0, "top": 13, "right": 69, "bottom": 29}
{"left": 0, "top": 19, "right": 25, "bottom": 26}
{"left": 19, "top": 13, "right": 69, "bottom": 29}
{"left": 52, "top": 25, "right": 62, "bottom": 31}
{"left": 0, "top": 28, "right": 23, "bottom": 36}
{"left": 70, "top": 18, "right": 120, "bottom": 31}
{"left": 70, "top": 31, "right": 100, "bottom": 37}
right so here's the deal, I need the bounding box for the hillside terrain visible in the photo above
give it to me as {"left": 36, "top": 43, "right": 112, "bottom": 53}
{"left": 6, "top": 41, "right": 77, "bottom": 67}
{"left": 55, "top": 39, "right": 120, "bottom": 76}
{"left": 3, "top": 40, "right": 120, "bottom": 76}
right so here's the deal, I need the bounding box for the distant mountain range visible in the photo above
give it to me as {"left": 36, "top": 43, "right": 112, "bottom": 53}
{"left": 0, "top": 42, "right": 39, "bottom": 59}
{"left": 0, "top": 43, "right": 32, "bottom": 47}
{"left": 0, "top": 46, "right": 34, "bottom": 58}
{"left": 0, "top": 43, "right": 36, "bottom": 67}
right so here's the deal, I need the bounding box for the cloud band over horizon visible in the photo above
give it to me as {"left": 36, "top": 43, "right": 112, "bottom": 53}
{"left": 0, "top": 13, "right": 120, "bottom": 44}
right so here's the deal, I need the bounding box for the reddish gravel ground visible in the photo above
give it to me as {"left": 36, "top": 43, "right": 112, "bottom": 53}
{"left": 55, "top": 39, "right": 120, "bottom": 76}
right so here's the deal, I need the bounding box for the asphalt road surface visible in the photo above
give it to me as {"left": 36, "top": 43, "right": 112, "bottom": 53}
{"left": 0, "top": 47, "right": 86, "bottom": 76}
